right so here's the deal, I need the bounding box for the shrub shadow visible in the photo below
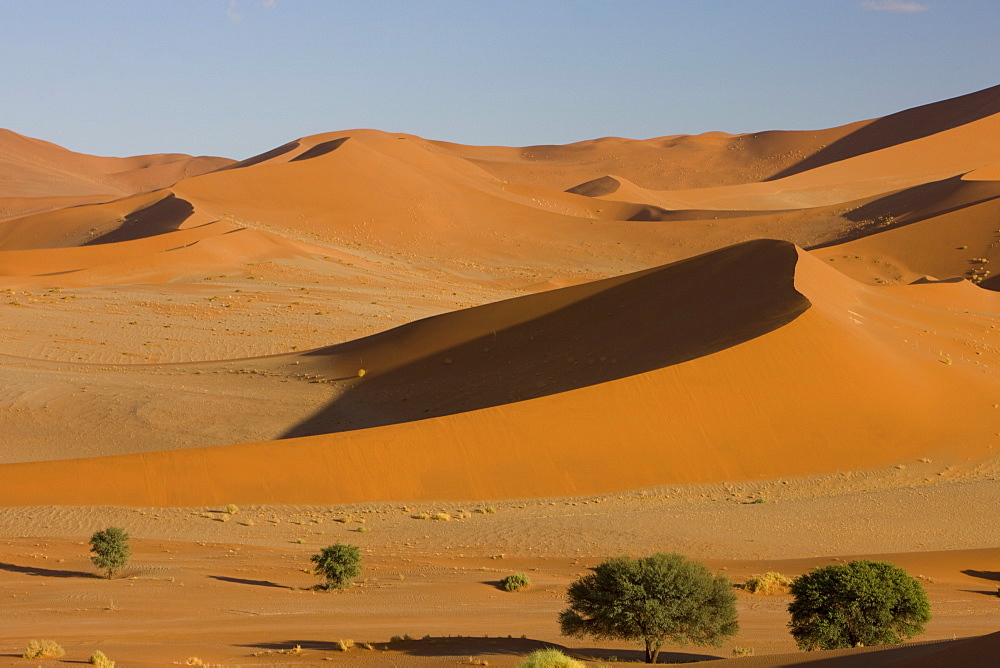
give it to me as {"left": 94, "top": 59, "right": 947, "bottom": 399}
{"left": 208, "top": 575, "right": 289, "bottom": 589}
{"left": 0, "top": 562, "right": 99, "bottom": 579}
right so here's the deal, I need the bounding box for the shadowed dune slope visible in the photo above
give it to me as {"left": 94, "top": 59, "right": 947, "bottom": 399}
{"left": 769, "top": 83, "right": 1000, "bottom": 180}
{"left": 699, "top": 632, "right": 1000, "bottom": 667}
{"left": 0, "top": 239, "right": 998, "bottom": 506}
{"left": 282, "top": 239, "right": 810, "bottom": 436}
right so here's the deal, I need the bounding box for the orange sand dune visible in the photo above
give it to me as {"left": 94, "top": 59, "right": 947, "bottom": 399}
{"left": 5, "top": 85, "right": 1000, "bottom": 295}
{"left": 0, "top": 221, "right": 314, "bottom": 288}
{"left": 1, "top": 239, "right": 997, "bottom": 506}
{"left": 0, "top": 128, "right": 232, "bottom": 199}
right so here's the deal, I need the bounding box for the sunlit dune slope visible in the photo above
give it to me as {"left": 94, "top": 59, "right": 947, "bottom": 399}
{"left": 1, "top": 239, "right": 998, "bottom": 506}
{"left": 0, "top": 128, "right": 233, "bottom": 199}
{"left": 6, "top": 85, "right": 1000, "bottom": 293}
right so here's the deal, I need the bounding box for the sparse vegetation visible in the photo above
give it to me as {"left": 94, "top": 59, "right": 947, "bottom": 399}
{"left": 788, "top": 560, "right": 931, "bottom": 650}
{"left": 744, "top": 571, "right": 793, "bottom": 595}
{"left": 90, "top": 526, "right": 131, "bottom": 578}
{"left": 731, "top": 646, "right": 755, "bottom": 657}
{"left": 499, "top": 572, "right": 532, "bottom": 591}
{"left": 225, "top": 503, "right": 239, "bottom": 514}
{"left": 560, "top": 553, "right": 738, "bottom": 663}
{"left": 311, "top": 543, "right": 362, "bottom": 590}
{"left": 518, "top": 648, "right": 584, "bottom": 668}
{"left": 89, "top": 650, "right": 116, "bottom": 667}
{"left": 23, "top": 640, "right": 66, "bottom": 659}
{"left": 334, "top": 639, "right": 355, "bottom": 651}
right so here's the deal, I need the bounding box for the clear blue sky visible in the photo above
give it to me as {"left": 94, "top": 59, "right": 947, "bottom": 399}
{"left": 1, "top": 0, "right": 997, "bottom": 159}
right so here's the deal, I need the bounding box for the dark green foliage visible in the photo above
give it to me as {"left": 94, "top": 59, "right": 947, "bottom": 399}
{"left": 311, "top": 543, "right": 362, "bottom": 590}
{"left": 89, "top": 527, "right": 131, "bottom": 579}
{"left": 499, "top": 572, "right": 531, "bottom": 592}
{"left": 788, "top": 560, "right": 931, "bottom": 650}
{"left": 558, "top": 553, "right": 738, "bottom": 664}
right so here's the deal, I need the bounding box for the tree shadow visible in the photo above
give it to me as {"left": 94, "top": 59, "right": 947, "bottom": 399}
{"left": 959, "top": 589, "right": 1000, "bottom": 597}
{"left": 767, "top": 84, "right": 1000, "bottom": 181}
{"left": 0, "top": 561, "right": 99, "bottom": 579}
{"left": 239, "top": 637, "right": 722, "bottom": 662}
{"left": 207, "top": 575, "right": 289, "bottom": 589}
{"left": 280, "top": 240, "right": 810, "bottom": 439}
{"left": 961, "top": 569, "right": 1000, "bottom": 582}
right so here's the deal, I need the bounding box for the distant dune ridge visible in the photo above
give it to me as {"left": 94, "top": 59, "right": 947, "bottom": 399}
{"left": 1, "top": 84, "right": 1000, "bottom": 505}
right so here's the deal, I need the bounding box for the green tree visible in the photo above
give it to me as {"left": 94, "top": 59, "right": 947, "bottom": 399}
{"left": 311, "top": 543, "right": 362, "bottom": 590}
{"left": 89, "top": 527, "right": 131, "bottom": 579}
{"left": 559, "top": 553, "right": 738, "bottom": 664}
{"left": 788, "top": 560, "right": 931, "bottom": 650}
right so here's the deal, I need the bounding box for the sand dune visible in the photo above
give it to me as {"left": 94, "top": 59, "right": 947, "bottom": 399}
{"left": 5, "top": 84, "right": 1000, "bottom": 666}
{"left": 1, "top": 238, "right": 998, "bottom": 506}
{"left": 0, "top": 128, "right": 232, "bottom": 199}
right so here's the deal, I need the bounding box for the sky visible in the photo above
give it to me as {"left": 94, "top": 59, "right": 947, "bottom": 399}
{"left": 1, "top": 0, "right": 997, "bottom": 159}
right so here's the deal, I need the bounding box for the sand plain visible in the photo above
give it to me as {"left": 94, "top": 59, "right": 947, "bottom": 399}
{"left": 2, "top": 85, "right": 1000, "bottom": 665}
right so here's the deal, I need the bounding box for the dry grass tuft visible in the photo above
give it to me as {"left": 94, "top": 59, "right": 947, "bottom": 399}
{"left": 89, "top": 650, "right": 116, "bottom": 667}
{"left": 744, "top": 571, "right": 793, "bottom": 595}
{"left": 23, "top": 640, "right": 65, "bottom": 659}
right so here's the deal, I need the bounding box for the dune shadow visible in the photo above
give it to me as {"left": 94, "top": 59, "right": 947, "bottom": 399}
{"left": 961, "top": 569, "right": 1000, "bottom": 582}
{"left": 767, "top": 84, "right": 1000, "bottom": 180}
{"left": 280, "top": 240, "right": 810, "bottom": 439}
{"left": 84, "top": 194, "right": 195, "bottom": 245}
{"left": 806, "top": 176, "right": 1000, "bottom": 252}
{"left": 291, "top": 137, "right": 349, "bottom": 162}
{"left": 218, "top": 141, "right": 301, "bottom": 171}
{"left": 208, "top": 575, "right": 289, "bottom": 589}
{"left": 0, "top": 561, "right": 99, "bottom": 579}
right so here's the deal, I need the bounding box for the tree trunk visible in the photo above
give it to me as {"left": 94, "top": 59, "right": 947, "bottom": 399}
{"left": 644, "top": 640, "right": 660, "bottom": 664}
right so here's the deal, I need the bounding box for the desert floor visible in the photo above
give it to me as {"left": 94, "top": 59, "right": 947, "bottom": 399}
{"left": 3, "top": 461, "right": 1000, "bottom": 666}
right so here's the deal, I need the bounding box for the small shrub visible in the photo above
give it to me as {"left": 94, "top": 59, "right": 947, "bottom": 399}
{"left": 519, "top": 648, "right": 584, "bottom": 668}
{"left": 185, "top": 658, "right": 205, "bottom": 666}
{"left": 226, "top": 504, "right": 239, "bottom": 514}
{"left": 499, "top": 572, "right": 531, "bottom": 592}
{"left": 731, "top": 646, "right": 755, "bottom": 657}
{"left": 311, "top": 543, "right": 362, "bottom": 590}
{"left": 431, "top": 512, "right": 452, "bottom": 521}
{"left": 90, "top": 527, "right": 130, "bottom": 578}
{"left": 90, "top": 650, "right": 116, "bottom": 667}
{"left": 23, "top": 640, "right": 65, "bottom": 659}
{"left": 744, "top": 571, "right": 793, "bottom": 595}
{"left": 334, "top": 639, "right": 354, "bottom": 652}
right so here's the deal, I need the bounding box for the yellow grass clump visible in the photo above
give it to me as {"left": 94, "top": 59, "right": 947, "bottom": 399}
{"left": 744, "top": 571, "right": 793, "bottom": 595}
{"left": 23, "top": 640, "right": 65, "bottom": 659}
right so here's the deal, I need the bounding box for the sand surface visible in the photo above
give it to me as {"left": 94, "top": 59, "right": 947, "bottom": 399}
{"left": 2, "top": 85, "right": 1000, "bottom": 664}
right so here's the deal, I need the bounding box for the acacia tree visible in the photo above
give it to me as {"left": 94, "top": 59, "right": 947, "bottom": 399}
{"left": 311, "top": 543, "right": 362, "bottom": 590}
{"left": 89, "top": 527, "right": 131, "bottom": 579}
{"left": 559, "top": 553, "right": 738, "bottom": 664}
{"left": 788, "top": 560, "right": 931, "bottom": 650}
